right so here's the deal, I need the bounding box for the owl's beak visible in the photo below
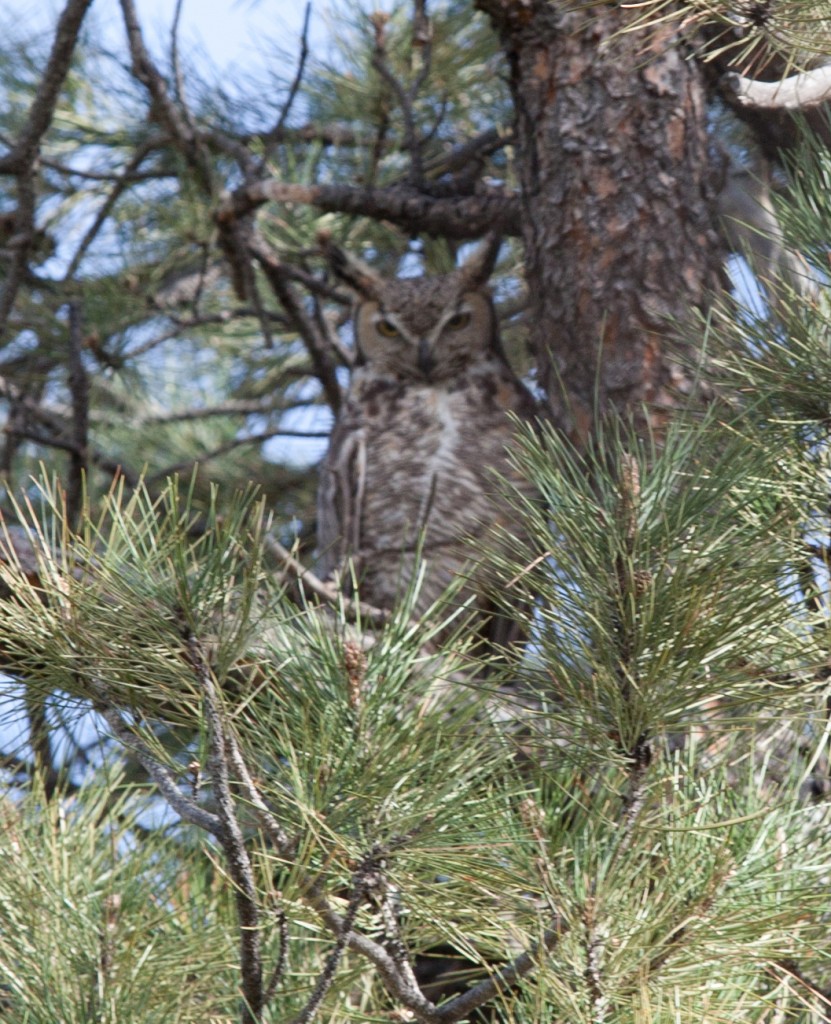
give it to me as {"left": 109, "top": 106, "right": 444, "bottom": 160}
{"left": 417, "top": 338, "right": 435, "bottom": 378}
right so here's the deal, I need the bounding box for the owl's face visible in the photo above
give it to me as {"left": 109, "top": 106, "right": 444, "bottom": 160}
{"left": 354, "top": 284, "right": 497, "bottom": 381}
{"left": 320, "top": 233, "right": 504, "bottom": 383}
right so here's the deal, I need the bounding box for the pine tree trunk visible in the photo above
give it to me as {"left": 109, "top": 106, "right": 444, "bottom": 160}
{"left": 478, "top": 0, "right": 726, "bottom": 441}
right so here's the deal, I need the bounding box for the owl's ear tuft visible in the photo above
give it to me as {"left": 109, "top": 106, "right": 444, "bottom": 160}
{"left": 458, "top": 233, "right": 502, "bottom": 291}
{"left": 318, "top": 231, "right": 384, "bottom": 301}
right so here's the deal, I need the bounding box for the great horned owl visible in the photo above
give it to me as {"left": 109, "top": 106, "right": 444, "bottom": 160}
{"left": 317, "top": 236, "right": 537, "bottom": 651}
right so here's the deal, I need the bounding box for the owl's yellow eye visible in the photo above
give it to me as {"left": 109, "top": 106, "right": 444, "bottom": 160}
{"left": 446, "top": 311, "right": 471, "bottom": 330}
{"left": 376, "top": 318, "right": 400, "bottom": 338}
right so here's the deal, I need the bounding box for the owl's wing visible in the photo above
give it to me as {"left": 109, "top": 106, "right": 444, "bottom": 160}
{"left": 316, "top": 420, "right": 366, "bottom": 581}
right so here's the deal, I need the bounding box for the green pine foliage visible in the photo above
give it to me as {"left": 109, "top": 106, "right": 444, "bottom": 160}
{"left": 1, "top": 1, "right": 831, "bottom": 1022}
{"left": 0, "top": 774, "right": 241, "bottom": 1023}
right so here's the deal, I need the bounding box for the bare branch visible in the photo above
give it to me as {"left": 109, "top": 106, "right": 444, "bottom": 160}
{"left": 186, "top": 635, "right": 263, "bottom": 1023}
{"left": 66, "top": 301, "right": 89, "bottom": 527}
{"left": 217, "top": 180, "right": 521, "bottom": 239}
{"left": 435, "top": 925, "right": 564, "bottom": 1024}
{"left": 0, "top": 176, "right": 37, "bottom": 342}
{"left": 170, "top": 0, "right": 188, "bottom": 111}
{"left": 370, "top": 13, "right": 426, "bottom": 186}
{"left": 245, "top": 230, "right": 343, "bottom": 413}
{"left": 0, "top": 372, "right": 139, "bottom": 487}
{"left": 39, "top": 153, "right": 172, "bottom": 182}
{"left": 261, "top": 3, "right": 312, "bottom": 166}
{"left": 422, "top": 127, "right": 511, "bottom": 179}
{"left": 263, "top": 904, "right": 289, "bottom": 1005}
{"left": 144, "top": 427, "right": 326, "bottom": 484}
{"left": 0, "top": 0, "right": 95, "bottom": 173}
{"left": 250, "top": 123, "right": 370, "bottom": 149}
{"left": 264, "top": 535, "right": 392, "bottom": 628}
{"left": 223, "top": 733, "right": 293, "bottom": 855}
{"left": 723, "top": 64, "right": 831, "bottom": 110}
{"left": 118, "top": 0, "right": 212, "bottom": 190}
{"left": 94, "top": 698, "right": 222, "bottom": 833}
{"left": 289, "top": 860, "right": 370, "bottom": 1024}
{"left": 299, "top": 874, "right": 443, "bottom": 1022}
{"left": 140, "top": 398, "right": 295, "bottom": 426}
{"left": 0, "top": 18, "right": 87, "bottom": 339}
{"left": 63, "top": 138, "right": 161, "bottom": 280}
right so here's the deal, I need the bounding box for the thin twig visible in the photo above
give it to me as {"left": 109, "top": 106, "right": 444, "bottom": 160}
{"left": 423, "top": 126, "right": 509, "bottom": 180}
{"left": 0, "top": 372, "right": 139, "bottom": 487}
{"left": 118, "top": 0, "right": 212, "bottom": 192}
{"left": 141, "top": 399, "right": 295, "bottom": 426}
{"left": 186, "top": 634, "right": 263, "bottom": 1023}
{"left": 264, "top": 534, "right": 391, "bottom": 628}
{"left": 63, "top": 138, "right": 160, "bottom": 281}
{"left": 299, "top": 870, "right": 443, "bottom": 1022}
{"left": 370, "top": 14, "right": 425, "bottom": 186}
{"left": 170, "top": 0, "right": 188, "bottom": 110}
{"left": 434, "top": 924, "right": 564, "bottom": 1024}
{"left": 39, "top": 153, "right": 171, "bottom": 182}
{"left": 94, "top": 697, "right": 222, "bottom": 833}
{"left": 144, "top": 427, "right": 327, "bottom": 485}
{"left": 245, "top": 230, "right": 343, "bottom": 414}
{"left": 377, "top": 878, "right": 421, "bottom": 993}
{"left": 263, "top": 904, "right": 289, "bottom": 1005}
{"left": 260, "top": 3, "right": 312, "bottom": 168}
{"left": 223, "top": 729, "right": 293, "bottom": 854}
{"left": 289, "top": 856, "right": 374, "bottom": 1024}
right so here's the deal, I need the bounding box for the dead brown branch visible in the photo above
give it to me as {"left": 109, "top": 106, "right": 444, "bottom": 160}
{"left": 118, "top": 0, "right": 213, "bottom": 191}
{"left": 187, "top": 635, "right": 263, "bottom": 1023}
{"left": 66, "top": 301, "right": 89, "bottom": 527}
{"left": 264, "top": 534, "right": 391, "bottom": 628}
{"left": 245, "top": 230, "right": 344, "bottom": 413}
{"left": 217, "top": 180, "right": 521, "bottom": 239}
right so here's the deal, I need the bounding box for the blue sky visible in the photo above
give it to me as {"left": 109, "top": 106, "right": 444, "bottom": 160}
{"left": 14, "top": 0, "right": 321, "bottom": 73}
{"left": 128, "top": 0, "right": 322, "bottom": 69}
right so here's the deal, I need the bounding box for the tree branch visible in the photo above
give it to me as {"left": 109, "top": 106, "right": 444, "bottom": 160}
{"left": 370, "top": 11, "right": 428, "bottom": 186}
{"left": 299, "top": 874, "right": 444, "bottom": 1022}
{"left": 260, "top": 2, "right": 312, "bottom": 167}
{"left": 289, "top": 858, "right": 372, "bottom": 1024}
{"left": 0, "top": 175, "right": 38, "bottom": 342}
{"left": 63, "top": 138, "right": 161, "bottom": 280}
{"left": 94, "top": 697, "right": 222, "bottom": 833}
{"left": 264, "top": 535, "right": 392, "bottom": 628}
{"left": 66, "top": 301, "right": 89, "bottom": 528}
{"left": 723, "top": 64, "right": 831, "bottom": 110}
{"left": 244, "top": 230, "right": 343, "bottom": 414}
{"left": 144, "top": 428, "right": 324, "bottom": 485}
{"left": 0, "top": 0, "right": 95, "bottom": 173}
{"left": 422, "top": 127, "right": 511, "bottom": 179}
{"left": 118, "top": 0, "right": 213, "bottom": 190}
{"left": 434, "top": 925, "right": 564, "bottom": 1024}
{"left": 217, "top": 180, "right": 521, "bottom": 239}
{"left": 186, "top": 635, "right": 263, "bottom": 1023}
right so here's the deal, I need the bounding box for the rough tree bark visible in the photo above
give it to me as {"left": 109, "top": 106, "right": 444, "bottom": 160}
{"left": 478, "top": 0, "right": 726, "bottom": 442}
